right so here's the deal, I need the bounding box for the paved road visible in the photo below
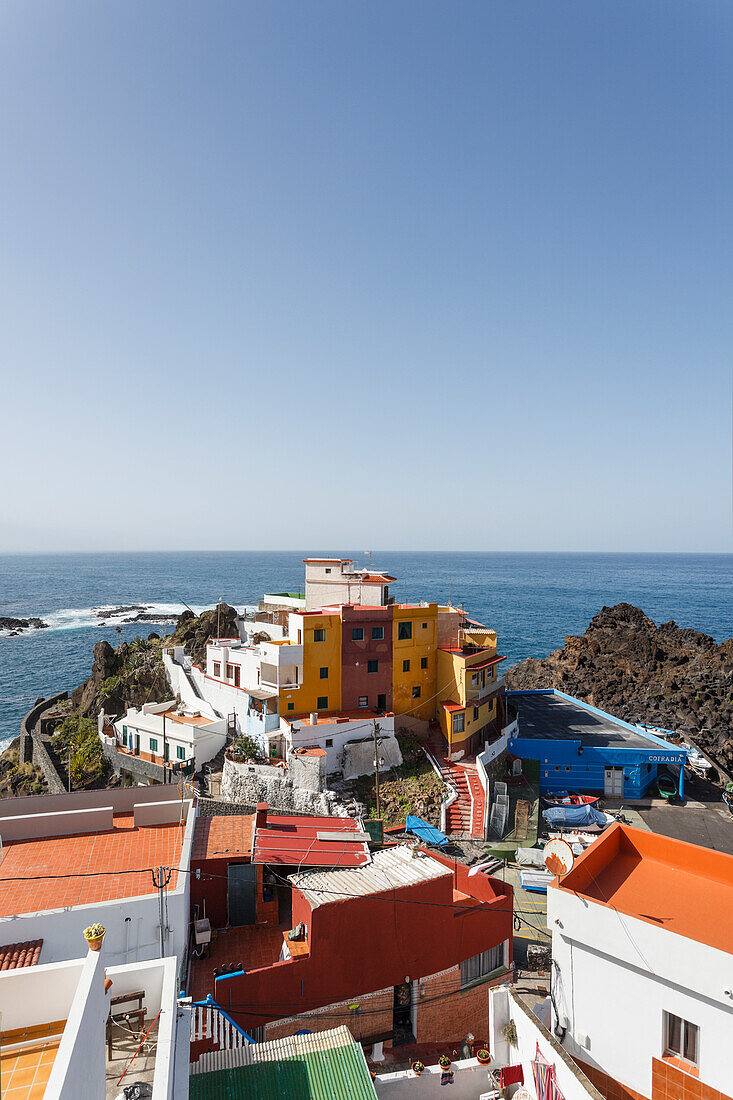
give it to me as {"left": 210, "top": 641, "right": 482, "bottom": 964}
{"left": 638, "top": 801, "right": 733, "bottom": 856}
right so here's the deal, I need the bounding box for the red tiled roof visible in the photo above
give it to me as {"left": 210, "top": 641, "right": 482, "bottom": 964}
{"left": 0, "top": 814, "right": 184, "bottom": 917}
{"left": 192, "top": 815, "right": 254, "bottom": 862}
{"left": 252, "top": 813, "right": 370, "bottom": 868}
{"left": 442, "top": 701, "right": 464, "bottom": 712}
{"left": 0, "top": 939, "right": 43, "bottom": 970}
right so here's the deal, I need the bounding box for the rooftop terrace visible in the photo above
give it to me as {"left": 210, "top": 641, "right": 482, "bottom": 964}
{"left": 0, "top": 812, "right": 185, "bottom": 917}
{"left": 555, "top": 822, "right": 733, "bottom": 955}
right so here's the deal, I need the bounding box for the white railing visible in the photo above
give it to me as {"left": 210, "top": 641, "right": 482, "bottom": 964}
{"left": 189, "top": 997, "right": 253, "bottom": 1051}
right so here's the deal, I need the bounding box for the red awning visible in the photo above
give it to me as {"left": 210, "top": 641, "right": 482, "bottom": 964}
{"left": 466, "top": 655, "right": 506, "bottom": 672}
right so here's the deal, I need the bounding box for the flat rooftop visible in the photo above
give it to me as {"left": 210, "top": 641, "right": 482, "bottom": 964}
{"left": 192, "top": 815, "right": 254, "bottom": 862}
{"left": 509, "top": 691, "right": 671, "bottom": 750}
{"left": 0, "top": 814, "right": 184, "bottom": 917}
{"left": 556, "top": 823, "right": 733, "bottom": 955}
{"left": 287, "top": 709, "right": 392, "bottom": 727}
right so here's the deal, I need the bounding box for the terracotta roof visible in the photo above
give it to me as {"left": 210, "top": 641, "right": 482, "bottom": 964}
{"left": 192, "top": 815, "right": 254, "bottom": 862}
{"left": 0, "top": 939, "right": 43, "bottom": 970}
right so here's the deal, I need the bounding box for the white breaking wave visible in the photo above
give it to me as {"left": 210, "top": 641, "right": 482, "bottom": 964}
{"left": 0, "top": 602, "right": 218, "bottom": 639}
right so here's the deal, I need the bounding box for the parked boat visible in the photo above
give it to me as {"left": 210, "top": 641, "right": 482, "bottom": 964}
{"left": 542, "top": 792, "right": 600, "bottom": 807}
{"left": 656, "top": 774, "right": 677, "bottom": 800}
{"left": 685, "top": 747, "right": 712, "bottom": 777}
{"left": 542, "top": 804, "right": 616, "bottom": 833}
{"left": 723, "top": 783, "right": 733, "bottom": 816}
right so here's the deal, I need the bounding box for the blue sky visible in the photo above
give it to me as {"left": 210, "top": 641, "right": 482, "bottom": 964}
{"left": 1, "top": 1, "right": 731, "bottom": 552}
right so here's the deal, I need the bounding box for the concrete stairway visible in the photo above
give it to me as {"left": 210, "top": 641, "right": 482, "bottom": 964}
{"left": 442, "top": 761, "right": 485, "bottom": 840}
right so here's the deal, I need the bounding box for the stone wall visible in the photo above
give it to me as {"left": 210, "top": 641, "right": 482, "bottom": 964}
{"left": 221, "top": 756, "right": 350, "bottom": 817}
{"left": 20, "top": 692, "right": 68, "bottom": 766}
{"left": 31, "top": 732, "right": 67, "bottom": 794}
{"left": 102, "top": 742, "right": 170, "bottom": 785}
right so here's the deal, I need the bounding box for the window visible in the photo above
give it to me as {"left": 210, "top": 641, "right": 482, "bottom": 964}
{"left": 314, "top": 628, "right": 325, "bottom": 642}
{"left": 213, "top": 662, "right": 221, "bottom": 678}
{"left": 472, "top": 673, "right": 480, "bottom": 688}
{"left": 149, "top": 738, "right": 158, "bottom": 753}
{"left": 325, "top": 738, "right": 333, "bottom": 747}
{"left": 358, "top": 696, "right": 368, "bottom": 707}
{"left": 320, "top": 666, "right": 329, "bottom": 679}
{"left": 287, "top": 702, "right": 294, "bottom": 711}
{"left": 226, "top": 663, "right": 234, "bottom": 678}
{"left": 372, "top": 626, "right": 384, "bottom": 640}
{"left": 176, "top": 746, "right": 186, "bottom": 760}
{"left": 325, "top": 568, "right": 331, "bottom": 574}
{"left": 460, "top": 944, "right": 505, "bottom": 987}
{"left": 421, "top": 657, "right": 428, "bottom": 670}
{"left": 398, "top": 621, "right": 413, "bottom": 640}
{"left": 565, "top": 766, "right": 571, "bottom": 772}
{"left": 377, "top": 693, "right": 387, "bottom": 710}
{"left": 473, "top": 707, "right": 479, "bottom": 721}
{"left": 317, "top": 696, "right": 328, "bottom": 710}
{"left": 453, "top": 713, "right": 465, "bottom": 734}
{"left": 367, "top": 659, "right": 378, "bottom": 673}
{"left": 664, "top": 1012, "right": 699, "bottom": 1067}
{"left": 422, "top": 622, "right": 428, "bottom": 629}
{"left": 352, "top": 627, "right": 364, "bottom": 641}
{"left": 412, "top": 686, "right": 421, "bottom": 699}
{"left": 402, "top": 659, "right": 410, "bottom": 672}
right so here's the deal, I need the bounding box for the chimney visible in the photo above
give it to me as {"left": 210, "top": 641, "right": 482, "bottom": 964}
{"left": 310, "top": 712, "right": 318, "bottom": 726}
{"left": 255, "top": 802, "right": 268, "bottom": 832}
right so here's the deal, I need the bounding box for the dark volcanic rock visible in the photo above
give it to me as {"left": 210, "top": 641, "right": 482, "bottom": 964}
{"left": 0, "top": 616, "right": 49, "bottom": 632}
{"left": 505, "top": 603, "right": 733, "bottom": 776}
{"left": 168, "top": 602, "right": 240, "bottom": 668}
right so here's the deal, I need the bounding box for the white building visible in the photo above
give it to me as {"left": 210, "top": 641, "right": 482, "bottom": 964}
{"left": 0, "top": 786, "right": 195, "bottom": 969}
{"left": 109, "top": 700, "right": 228, "bottom": 772}
{"left": 548, "top": 822, "right": 733, "bottom": 1100}
{"left": 298, "top": 558, "right": 396, "bottom": 611}
{"left": 282, "top": 711, "right": 402, "bottom": 777}
{"left": 0, "top": 946, "right": 187, "bottom": 1099}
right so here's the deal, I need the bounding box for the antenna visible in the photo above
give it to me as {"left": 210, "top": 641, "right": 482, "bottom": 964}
{"left": 543, "top": 838, "right": 575, "bottom": 876}
{"left": 365, "top": 550, "right": 373, "bottom": 569}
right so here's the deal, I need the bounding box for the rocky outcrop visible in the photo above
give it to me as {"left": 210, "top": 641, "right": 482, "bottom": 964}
{"left": 168, "top": 603, "right": 240, "bottom": 668}
{"left": 505, "top": 603, "right": 733, "bottom": 773}
{"left": 0, "top": 616, "right": 48, "bottom": 633}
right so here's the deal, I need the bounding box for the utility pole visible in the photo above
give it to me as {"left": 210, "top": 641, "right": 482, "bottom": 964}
{"left": 67, "top": 749, "right": 72, "bottom": 793}
{"left": 373, "top": 720, "right": 381, "bottom": 820}
{"left": 217, "top": 596, "right": 222, "bottom": 639}
{"left": 162, "top": 711, "right": 167, "bottom": 784}
{"left": 152, "top": 866, "right": 172, "bottom": 958}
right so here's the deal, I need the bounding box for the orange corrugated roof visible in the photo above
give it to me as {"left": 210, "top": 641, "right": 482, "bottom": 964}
{"left": 192, "top": 815, "right": 254, "bottom": 862}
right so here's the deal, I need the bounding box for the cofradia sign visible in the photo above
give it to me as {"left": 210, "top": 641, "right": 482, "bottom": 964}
{"left": 648, "top": 754, "right": 681, "bottom": 763}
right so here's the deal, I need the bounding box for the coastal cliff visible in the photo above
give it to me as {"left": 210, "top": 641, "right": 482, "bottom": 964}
{"left": 505, "top": 603, "right": 733, "bottom": 774}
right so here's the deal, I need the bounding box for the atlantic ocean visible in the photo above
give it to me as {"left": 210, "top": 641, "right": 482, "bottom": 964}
{"left": 0, "top": 552, "right": 730, "bottom": 750}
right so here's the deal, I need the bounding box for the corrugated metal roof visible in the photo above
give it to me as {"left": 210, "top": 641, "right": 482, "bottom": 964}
{"left": 252, "top": 813, "right": 371, "bottom": 869}
{"left": 289, "top": 844, "right": 450, "bottom": 906}
{"left": 189, "top": 1025, "right": 377, "bottom": 1099}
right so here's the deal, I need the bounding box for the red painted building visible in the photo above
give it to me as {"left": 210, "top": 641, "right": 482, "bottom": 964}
{"left": 189, "top": 808, "right": 513, "bottom": 1059}
{"left": 340, "top": 605, "right": 394, "bottom": 713}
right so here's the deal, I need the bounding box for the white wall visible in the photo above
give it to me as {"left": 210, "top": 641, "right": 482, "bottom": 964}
{"left": 285, "top": 715, "right": 397, "bottom": 774}
{"left": 548, "top": 885, "right": 733, "bottom": 1097}
{"left": 46, "top": 949, "right": 107, "bottom": 1100}
{"left": 489, "top": 985, "right": 601, "bottom": 1100}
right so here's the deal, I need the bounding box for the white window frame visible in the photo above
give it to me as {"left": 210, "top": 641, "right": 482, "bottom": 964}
{"left": 460, "top": 943, "right": 505, "bottom": 987}
{"left": 664, "top": 1011, "right": 699, "bottom": 1067}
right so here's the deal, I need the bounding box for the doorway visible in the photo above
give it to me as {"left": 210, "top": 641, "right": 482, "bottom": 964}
{"left": 233, "top": 666, "right": 241, "bottom": 688}
{"left": 604, "top": 767, "right": 624, "bottom": 797}
{"left": 392, "top": 983, "right": 414, "bottom": 1046}
{"left": 227, "top": 863, "right": 257, "bottom": 926}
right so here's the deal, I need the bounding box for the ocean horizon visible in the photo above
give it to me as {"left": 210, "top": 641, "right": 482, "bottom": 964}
{"left": 1, "top": 550, "right": 730, "bottom": 751}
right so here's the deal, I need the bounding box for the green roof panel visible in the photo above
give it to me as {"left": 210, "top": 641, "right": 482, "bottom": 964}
{"left": 189, "top": 1043, "right": 377, "bottom": 1100}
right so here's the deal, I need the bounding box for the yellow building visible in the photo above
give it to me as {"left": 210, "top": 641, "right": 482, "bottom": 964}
{"left": 391, "top": 603, "right": 438, "bottom": 721}
{"left": 436, "top": 623, "right": 504, "bottom": 758}
{"left": 280, "top": 610, "right": 342, "bottom": 717}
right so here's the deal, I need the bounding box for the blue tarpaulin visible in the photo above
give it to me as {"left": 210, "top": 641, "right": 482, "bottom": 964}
{"left": 405, "top": 815, "right": 449, "bottom": 847}
{"left": 542, "top": 804, "right": 609, "bottom": 829}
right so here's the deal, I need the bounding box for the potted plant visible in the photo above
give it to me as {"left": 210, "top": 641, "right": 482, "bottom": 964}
{"left": 439, "top": 1055, "right": 452, "bottom": 1069}
{"left": 502, "top": 1019, "right": 518, "bottom": 1046}
{"left": 477, "top": 1048, "right": 491, "bottom": 1065}
{"left": 411, "top": 1060, "right": 425, "bottom": 1076}
{"left": 83, "top": 923, "right": 106, "bottom": 951}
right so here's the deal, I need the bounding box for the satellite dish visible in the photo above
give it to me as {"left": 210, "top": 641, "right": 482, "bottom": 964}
{"left": 544, "top": 838, "right": 574, "bottom": 876}
{"left": 512, "top": 1090, "right": 532, "bottom": 1100}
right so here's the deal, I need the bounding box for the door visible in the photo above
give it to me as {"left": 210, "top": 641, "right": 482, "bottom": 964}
{"left": 604, "top": 767, "right": 623, "bottom": 797}
{"left": 228, "top": 863, "right": 257, "bottom": 926}
{"left": 392, "top": 983, "right": 414, "bottom": 1046}
{"left": 233, "top": 665, "right": 241, "bottom": 688}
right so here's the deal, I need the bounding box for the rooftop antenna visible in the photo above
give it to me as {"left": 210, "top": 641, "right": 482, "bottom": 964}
{"left": 448, "top": 577, "right": 452, "bottom": 607}
{"left": 365, "top": 550, "right": 373, "bottom": 569}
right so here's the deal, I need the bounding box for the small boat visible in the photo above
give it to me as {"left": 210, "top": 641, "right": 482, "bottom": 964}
{"left": 723, "top": 784, "right": 733, "bottom": 815}
{"left": 656, "top": 774, "right": 677, "bottom": 800}
{"left": 542, "top": 792, "right": 600, "bottom": 807}
{"left": 542, "top": 804, "right": 616, "bottom": 833}
{"left": 684, "top": 746, "right": 712, "bottom": 777}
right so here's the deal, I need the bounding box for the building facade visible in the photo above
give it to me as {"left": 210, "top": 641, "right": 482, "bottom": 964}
{"left": 548, "top": 823, "right": 733, "bottom": 1100}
